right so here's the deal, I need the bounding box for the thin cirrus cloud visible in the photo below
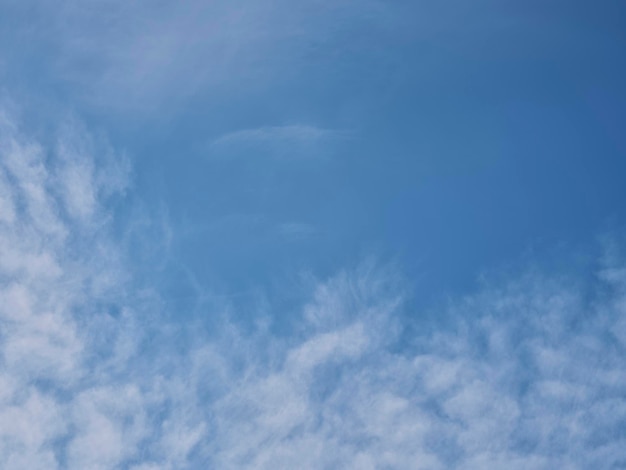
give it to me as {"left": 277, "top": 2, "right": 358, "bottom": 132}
{"left": 1, "top": 111, "right": 626, "bottom": 469}
{"left": 1, "top": 0, "right": 384, "bottom": 112}
{"left": 209, "top": 125, "right": 350, "bottom": 160}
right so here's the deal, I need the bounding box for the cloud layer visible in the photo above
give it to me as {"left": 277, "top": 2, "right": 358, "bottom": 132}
{"left": 1, "top": 112, "right": 626, "bottom": 468}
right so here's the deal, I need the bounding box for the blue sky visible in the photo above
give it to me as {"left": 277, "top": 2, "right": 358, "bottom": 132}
{"left": 1, "top": 1, "right": 626, "bottom": 468}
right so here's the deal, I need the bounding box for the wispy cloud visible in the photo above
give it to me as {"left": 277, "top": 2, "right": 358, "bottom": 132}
{"left": 276, "top": 222, "right": 318, "bottom": 238}
{"left": 1, "top": 0, "right": 384, "bottom": 112}
{"left": 213, "top": 125, "right": 338, "bottom": 146}
{"left": 191, "top": 262, "right": 626, "bottom": 469}
{"left": 209, "top": 125, "right": 349, "bottom": 160}
{"left": 0, "top": 111, "right": 133, "bottom": 467}
{"left": 0, "top": 109, "right": 213, "bottom": 469}
{"left": 2, "top": 109, "right": 626, "bottom": 468}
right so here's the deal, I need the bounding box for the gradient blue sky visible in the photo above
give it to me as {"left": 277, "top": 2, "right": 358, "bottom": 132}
{"left": 1, "top": 1, "right": 626, "bottom": 468}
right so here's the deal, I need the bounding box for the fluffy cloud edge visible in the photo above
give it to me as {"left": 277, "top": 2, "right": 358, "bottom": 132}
{"left": 1, "top": 110, "right": 626, "bottom": 469}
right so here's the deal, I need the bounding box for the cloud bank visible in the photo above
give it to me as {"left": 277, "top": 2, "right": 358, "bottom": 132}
{"left": 1, "top": 112, "right": 626, "bottom": 468}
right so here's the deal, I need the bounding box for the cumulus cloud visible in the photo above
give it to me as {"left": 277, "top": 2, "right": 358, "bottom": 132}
{"left": 1, "top": 109, "right": 626, "bottom": 469}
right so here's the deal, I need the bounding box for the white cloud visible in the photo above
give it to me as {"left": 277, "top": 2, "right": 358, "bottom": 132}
{"left": 185, "top": 262, "right": 626, "bottom": 469}
{"left": 218, "top": 272, "right": 626, "bottom": 468}
{"left": 0, "top": 110, "right": 153, "bottom": 469}
{"left": 1, "top": 107, "right": 626, "bottom": 469}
